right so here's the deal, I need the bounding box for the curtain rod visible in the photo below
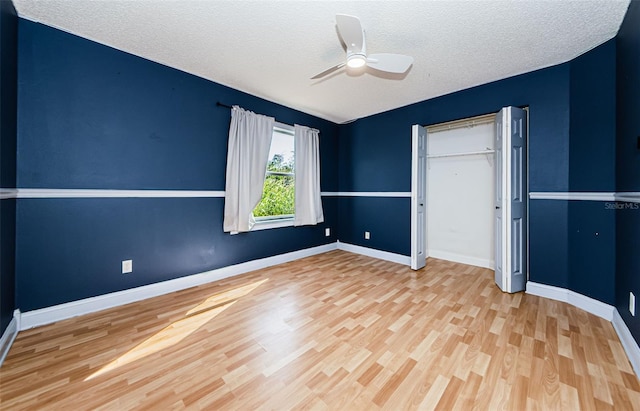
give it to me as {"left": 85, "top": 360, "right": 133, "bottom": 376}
{"left": 217, "top": 101, "right": 288, "bottom": 128}
{"left": 216, "top": 102, "right": 233, "bottom": 109}
{"left": 216, "top": 102, "right": 319, "bottom": 134}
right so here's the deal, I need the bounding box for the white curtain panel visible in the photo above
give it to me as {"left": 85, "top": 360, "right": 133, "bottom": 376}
{"left": 223, "top": 106, "right": 274, "bottom": 233}
{"left": 294, "top": 124, "right": 324, "bottom": 226}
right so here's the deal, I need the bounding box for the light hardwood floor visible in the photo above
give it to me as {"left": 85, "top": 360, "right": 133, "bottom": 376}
{"left": 1, "top": 250, "right": 639, "bottom": 410}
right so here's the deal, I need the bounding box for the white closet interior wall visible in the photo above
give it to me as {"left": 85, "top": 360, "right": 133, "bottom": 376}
{"left": 427, "top": 116, "right": 495, "bottom": 269}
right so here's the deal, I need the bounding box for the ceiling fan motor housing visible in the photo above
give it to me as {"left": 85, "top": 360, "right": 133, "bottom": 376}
{"left": 347, "top": 52, "right": 367, "bottom": 68}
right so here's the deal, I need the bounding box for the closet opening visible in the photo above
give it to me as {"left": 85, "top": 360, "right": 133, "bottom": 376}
{"left": 426, "top": 113, "right": 497, "bottom": 269}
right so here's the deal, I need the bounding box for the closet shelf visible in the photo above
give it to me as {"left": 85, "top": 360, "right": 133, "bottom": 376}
{"left": 427, "top": 149, "right": 495, "bottom": 159}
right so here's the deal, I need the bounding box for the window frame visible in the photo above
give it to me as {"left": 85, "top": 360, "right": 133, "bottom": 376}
{"left": 252, "top": 122, "right": 295, "bottom": 231}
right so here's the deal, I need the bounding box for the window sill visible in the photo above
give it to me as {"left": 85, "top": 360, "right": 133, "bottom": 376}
{"left": 252, "top": 217, "right": 294, "bottom": 231}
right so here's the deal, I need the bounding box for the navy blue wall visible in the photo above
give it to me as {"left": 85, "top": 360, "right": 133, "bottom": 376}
{"left": 568, "top": 40, "right": 617, "bottom": 305}
{"left": 9, "top": 8, "right": 637, "bottom": 356}
{"left": 16, "top": 20, "right": 339, "bottom": 311}
{"left": 616, "top": 0, "right": 640, "bottom": 344}
{"left": 338, "top": 64, "right": 572, "bottom": 290}
{"left": 338, "top": 40, "right": 622, "bottom": 307}
{"left": 569, "top": 40, "right": 617, "bottom": 193}
{"left": 0, "top": 0, "right": 18, "bottom": 335}
{"left": 337, "top": 196, "right": 410, "bottom": 255}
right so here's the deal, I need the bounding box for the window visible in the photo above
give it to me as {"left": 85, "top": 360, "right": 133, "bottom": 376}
{"left": 253, "top": 124, "right": 295, "bottom": 229}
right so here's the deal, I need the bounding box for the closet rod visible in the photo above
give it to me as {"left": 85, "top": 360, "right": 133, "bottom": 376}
{"left": 426, "top": 113, "right": 496, "bottom": 134}
{"left": 427, "top": 149, "right": 495, "bottom": 159}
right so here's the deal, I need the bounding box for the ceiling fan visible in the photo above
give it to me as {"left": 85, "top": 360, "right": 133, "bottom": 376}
{"left": 311, "top": 14, "right": 414, "bottom": 80}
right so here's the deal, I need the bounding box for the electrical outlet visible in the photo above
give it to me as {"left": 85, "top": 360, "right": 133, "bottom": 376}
{"left": 122, "top": 260, "right": 133, "bottom": 274}
{"left": 325, "top": 228, "right": 330, "bottom": 237}
{"left": 365, "top": 231, "right": 370, "bottom": 240}
{"left": 630, "top": 292, "right": 636, "bottom": 316}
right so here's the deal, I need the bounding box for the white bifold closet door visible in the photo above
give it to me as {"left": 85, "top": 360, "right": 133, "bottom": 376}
{"left": 411, "top": 124, "right": 427, "bottom": 270}
{"left": 494, "top": 107, "right": 527, "bottom": 293}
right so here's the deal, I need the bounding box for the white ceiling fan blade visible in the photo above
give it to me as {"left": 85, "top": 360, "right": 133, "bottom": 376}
{"left": 366, "top": 53, "right": 414, "bottom": 74}
{"left": 336, "top": 14, "right": 364, "bottom": 54}
{"left": 311, "top": 62, "right": 346, "bottom": 79}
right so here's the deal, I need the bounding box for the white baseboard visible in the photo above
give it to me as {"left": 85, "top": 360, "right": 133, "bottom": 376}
{"left": 527, "top": 282, "right": 640, "bottom": 379}
{"left": 0, "top": 310, "right": 20, "bottom": 367}
{"left": 20, "top": 241, "right": 409, "bottom": 331}
{"left": 612, "top": 309, "right": 640, "bottom": 378}
{"left": 428, "top": 249, "right": 494, "bottom": 269}
{"left": 526, "top": 281, "right": 614, "bottom": 321}
{"left": 13, "top": 242, "right": 639, "bottom": 381}
{"left": 336, "top": 241, "right": 411, "bottom": 266}
{"left": 20, "top": 243, "right": 337, "bottom": 330}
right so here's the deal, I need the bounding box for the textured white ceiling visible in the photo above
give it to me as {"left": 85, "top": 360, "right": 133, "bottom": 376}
{"left": 13, "top": 0, "right": 629, "bottom": 124}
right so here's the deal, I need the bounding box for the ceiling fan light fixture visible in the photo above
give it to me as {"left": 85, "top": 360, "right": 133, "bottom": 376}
{"left": 346, "top": 54, "right": 366, "bottom": 68}
{"left": 311, "top": 14, "right": 413, "bottom": 80}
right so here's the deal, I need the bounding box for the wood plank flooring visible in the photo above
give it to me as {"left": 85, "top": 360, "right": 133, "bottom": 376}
{"left": 1, "top": 250, "right": 639, "bottom": 410}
